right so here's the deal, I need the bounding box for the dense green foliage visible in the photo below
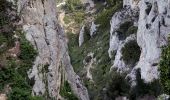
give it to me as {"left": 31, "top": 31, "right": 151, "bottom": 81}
{"left": 117, "top": 21, "right": 138, "bottom": 40}
{"left": 65, "top": 0, "right": 83, "bottom": 12}
{"left": 95, "top": 1, "right": 123, "bottom": 29}
{"left": 60, "top": 81, "right": 78, "bottom": 100}
{"left": 68, "top": 27, "right": 111, "bottom": 99}
{"left": 0, "top": 0, "right": 41, "bottom": 99}
{"left": 19, "top": 34, "right": 37, "bottom": 61}
{"left": 106, "top": 0, "right": 122, "bottom": 7}
{"left": 67, "top": 0, "right": 123, "bottom": 99}
{"left": 0, "top": 0, "right": 12, "bottom": 26}
{"left": 67, "top": 0, "right": 162, "bottom": 99}
{"left": 0, "top": 32, "right": 40, "bottom": 100}
{"left": 121, "top": 40, "right": 141, "bottom": 66}
{"left": 159, "top": 40, "right": 170, "bottom": 94}
{"left": 129, "top": 69, "right": 162, "bottom": 99}
{"left": 105, "top": 69, "right": 162, "bottom": 100}
{"left": 63, "top": 0, "right": 85, "bottom": 24}
{"left": 106, "top": 73, "right": 130, "bottom": 100}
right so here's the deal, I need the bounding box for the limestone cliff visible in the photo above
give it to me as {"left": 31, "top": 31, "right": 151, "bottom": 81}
{"left": 109, "top": 0, "right": 170, "bottom": 84}
{"left": 1, "top": 0, "right": 170, "bottom": 99}
{"left": 17, "top": 0, "right": 89, "bottom": 99}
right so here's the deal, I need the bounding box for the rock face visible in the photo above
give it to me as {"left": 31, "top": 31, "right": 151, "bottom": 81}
{"left": 79, "top": 26, "right": 85, "bottom": 47}
{"left": 90, "top": 22, "right": 98, "bottom": 37}
{"left": 108, "top": 5, "right": 139, "bottom": 58}
{"left": 110, "top": 34, "right": 136, "bottom": 72}
{"left": 132, "top": 0, "right": 170, "bottom": 82}
{"left": 109, "top": 0, "right": 170, "bottom": 83}
{"left": 17, "top": 0, "right": 89, "bottom": 99}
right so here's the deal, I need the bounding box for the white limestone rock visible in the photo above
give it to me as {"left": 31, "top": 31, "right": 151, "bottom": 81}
{"left": 132, "top": 0, "right": 170, "bottom": 82}
{"left": 109, "top": 0, "right": 170, "bottom": 83}
{"left": 108, "top": 0, "right": 170, "bottom": 84}
{"left": 18, "top": 0, "right": 89, "bottom": 99}
{"left": 108, "top": 6, "right": 139, "bottom": 58}
{"left": 111, "top": 34, "right": 136, "bottom": 73}
{"left": 79, "top": 26, "right": 85, "bottom": 47}
{"left": 90, "top": 22, "right": 99, "bottom": 37}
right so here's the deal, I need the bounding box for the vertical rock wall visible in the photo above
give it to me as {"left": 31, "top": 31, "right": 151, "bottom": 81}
{"left": 109, "top": 0, "right": 170, "bottom": 83}
{"left": 17, "top": 0, "right": 89, "bottom": 99}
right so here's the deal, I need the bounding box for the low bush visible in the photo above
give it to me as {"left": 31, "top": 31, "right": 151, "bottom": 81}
{"left": 129, "top": 69, "right": 162, "bottom": 99}
{"left": 65, "top": 0, "right": 83, "bottom": 12}
{"left": 73, "top": 11, "right": 85, "bottom": 24}
{"left": 159, "top": 39, "right": 170, "bottom": 94}
{"left": 106, "top": 73, "right": 130, "bottom": 100}
{"left": 60, "top": 81, "right": 78, "bottom": 100}
{"left": 95, "top": 2, "right": 123, "bottom": 29}
{"left": 117, "top": 21, "right": 137, "bottom": 40}
{"left": 19, "top": 34, "right": 37, "bottom": 61}
{"left": 121, "top": 40, "right": 141, "bottom": 66}
{"left": 0, "top": 31, "right": 39, "bottom": 99}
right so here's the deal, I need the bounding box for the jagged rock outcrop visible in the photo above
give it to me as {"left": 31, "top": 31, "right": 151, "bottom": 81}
{"left": 132, "top": 0, "right": 170, "bottom": 82}
{"left": 83, "top": 52, "right": 96, "bottom": 81}
{"left": 17, "top": 0, "right": 89, "bottom": 99}
{"left": 79, "top": 26, "right": 85, "bottom": 47}
{"left": 109, "top": 0, "right": 170, "bottom": 83}
{"left": 108, "top": 5, "right": 139, "bottom": 58}
{"left": 90, "top": 22, "right": 98, "bottom": 37}
{"left": 110, "top": 34, "right": 136, "bottom": 72}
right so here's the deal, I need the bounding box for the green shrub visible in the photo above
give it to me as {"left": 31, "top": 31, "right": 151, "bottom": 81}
{"left": 129, "top": 69, "right": 162, "bottom": 99}
{"left": 63, "top": 15, "right": 71, "bottom": 24}
{"left": 0, "top": 0, "right": 41, "bottom": 99}
{"left": 0, "top": 30, "right": 39, "bottom": 99}
{"left": 117, "top": 21, "right": 137, "bottom": 40}
{"left": 8, "top": 87, "right": 31, "bottom": 100}
{"left": 73, "top": 11, "right": 85, "bottom": 24}
{"left": 68, "top": 32, "right": 84, "bottom": 73}
{"left": 126, "top": 26, "right": 138, "bottom": 36}
{"left": 106, "top": 73, "right": 130, "bottom": 100}
{"left": 19, "top": 34, "right": 37, "bottom": 61}
{"left": 95, "top": 1, "right": 123, "bottom": 29}
{"left": 121, "top": 40, "right": 141, "bottom": 66}
{"left": 159, "top": 39, "right": 170, "bottom": 94}
{"left": 0, "top": 34, "right": 7, "bottom": 45}
{"left": 60, "top": 81, "right": 78, "bottom": 100}
{"left": 0, "top": 0, "right": 12, "bottom": 27}
{"left": 68, "top": 28, "right": 112, "bottom": 99}
{"left": 106, "top": 0, "right": 122, "bottom": 7}
{"left": 65, "top": 0, "right": 83, "bottom": 12}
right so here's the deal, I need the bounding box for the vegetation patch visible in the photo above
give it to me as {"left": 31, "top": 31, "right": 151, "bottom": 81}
{"left": 159, "top": 38, "right": 170, "bottom": 94}
{"left": 121, "top": 40, "right": 141, "bottom": 66}
{"left": 59, "top": 81, "right": 78, "bottom": 100}
{"left": 129, "top": 69, "right": 162, "bottom": 99}
{"left": 95, "top": 1, "right": 123, "bottom": 29}
{"left": 68, "top": 27, "right": 112, "bottom": 99}
{"left": 0, "top": 31, "right": 41, "bottom": 100}
{"left": 117, "top": 21, "right": 138, "bottom": 40}
{"left": 19, "top": 34, "right": 37, "bottom": 61}
{"left": 0, "top": 1, "right": 41, "bottom": 99}
{"left": 104, "top": 69, "right": 162, "bottom": 100}
{"left": 64, "top": 0, "right": 83, "bottom": 12}
{"left": 105, "top": 72, "right": 130, "bottom": 100}
{"left": 67, "top": 1, "right": 123, "bottom": 99}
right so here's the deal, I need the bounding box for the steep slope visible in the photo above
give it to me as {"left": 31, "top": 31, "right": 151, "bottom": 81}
{"left": 18, "top": 0, "right": 89, "bottom": 99}
{"left": 63, "top": 0, "right": 170, "bottom": 99}
{"left": 109, "top": 0, "right": 170, "bottom": 83}
{"left": 1, "top": 0, "right": 170, "bottom": 100}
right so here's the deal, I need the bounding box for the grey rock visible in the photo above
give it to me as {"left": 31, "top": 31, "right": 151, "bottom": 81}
{"left": 18, "top": 0, "right": 89, "bottom": 99}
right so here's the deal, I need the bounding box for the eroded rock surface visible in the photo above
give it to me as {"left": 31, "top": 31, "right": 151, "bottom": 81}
{"left": 133, "top": 0, "right": 170, "bottom": 82}
{"left": 18, "top": 0, "right": 89, "bottom": 99}
{"left": 109, "top": 0, "right": 170, "bottom": 83}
